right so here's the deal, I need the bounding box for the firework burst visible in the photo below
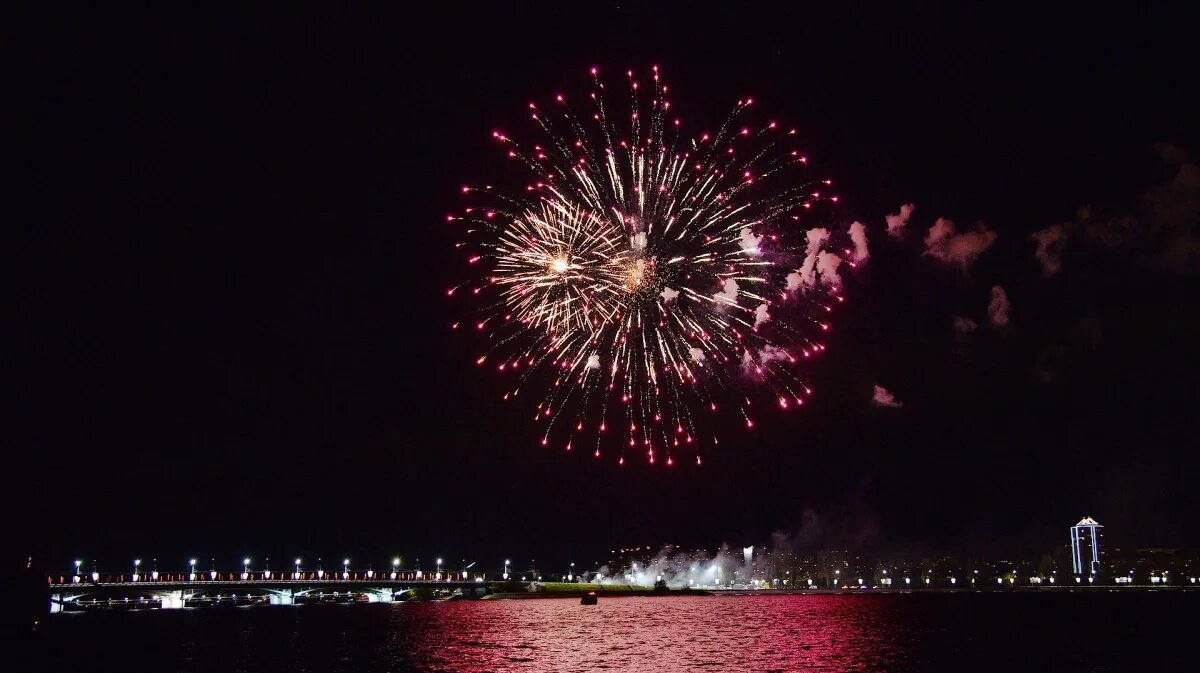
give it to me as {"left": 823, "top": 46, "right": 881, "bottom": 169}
{"left": 449, "top": 66, "right": 849, "bottom": 466}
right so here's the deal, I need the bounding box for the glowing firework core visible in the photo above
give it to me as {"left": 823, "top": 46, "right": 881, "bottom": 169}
{"left": 623, "top": 256, "right": 656, "bottom": 292}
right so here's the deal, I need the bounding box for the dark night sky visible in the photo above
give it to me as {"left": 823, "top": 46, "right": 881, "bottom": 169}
{"left": 16, "top": 3, "right": 1200, "bottom": 573}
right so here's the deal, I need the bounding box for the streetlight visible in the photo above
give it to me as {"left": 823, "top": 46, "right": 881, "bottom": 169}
{"left": 343, "top": 558, "right": 350, "bottom": 580}
{"left": 294, "top": 558, "right": 302, "bottom": 580}
{"left": 190, "top": 559, "right": 197, "bottom": 581}
{"left": 73, "top": 560, "right": 82, "bottom": 583}
{"left": 151, "top": 558, "right": 159, "bottom": 581}
{"left": 91, "top": 560, "right": 99, "bottom": 583}
{"left": 243, "top": 558, "right": 251, "bottom": 581}
{"left": 133, "top": 558, "right": 141, "bottom": 582}
{"left": 503, "top": 559, "right": 510, "bottom": 580}
{"left": 392, "top": 557, "right": 400, "bottom": 580}
{"left": 436, "top": 558, "right": 442, "bottom": 581}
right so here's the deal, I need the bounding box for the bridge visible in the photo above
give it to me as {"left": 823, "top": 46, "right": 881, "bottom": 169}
{"left": 46, "top": 571, "right": 491, "bottom": 612}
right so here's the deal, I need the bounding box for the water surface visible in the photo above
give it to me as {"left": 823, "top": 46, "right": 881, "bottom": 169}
{"left": 35, "top": 593, "right": 1193, "bottom": 672}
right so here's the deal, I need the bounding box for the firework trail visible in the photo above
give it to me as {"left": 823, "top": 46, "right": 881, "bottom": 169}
{"left": 448, "top": 66, "right": 850, "bottom": 466}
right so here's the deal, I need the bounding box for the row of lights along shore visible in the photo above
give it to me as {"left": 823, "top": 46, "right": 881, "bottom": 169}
{"left": 59, "top": 558, "right": 1196, "bottom": 587}
{"left": 64, "top": 557, "right": 525, "bottom": 584}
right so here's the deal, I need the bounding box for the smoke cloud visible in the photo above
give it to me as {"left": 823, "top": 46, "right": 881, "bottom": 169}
{"left": 806, "top": 227, "right": 831, "bottom": 252}
{"left": 848, "top": 221, "right": 870, "bottom": 263}
{"left": 796, "top": 257, "right": 818, "bottom": 289}
{"left": 886, "top": 203, "right": 915, "bottom": 237}
{"left": 772, "top": 503, "right": 882, "bottom": 554}
{"left": 753, "top": 303, "right": 771, "bottom": 328}
{"left": 739, "top": 343, "right": 796, "bottom": 374}
{"left": 630, "top": 232, "right": 647, "bottom": 253}
{"left": 1031, "top": 223, "right": 1069, "bottom": 276}
{"left": 791, "top": 228, "right": 833, "bottom": 290}
{"left": 872, "top": 384, "right": 903, "bottom": 408}
{"left": 594, "top": 544, "right": 758, "bottom": 589}
{"left": 785, "top": 271, "right": 803, "bottom": 292}
{"left": 987, "top": 285, "right": 1010, "bottom": 327}
{"left": 738, "top": 227, "right": 762, "bottom": 256}
{"left": 713, "top": 277, "right": 739, "bottom": 306}
{"left": 740, "top": 345, "right": 791, "bottom": 375}
{"left": 954, "top": 316, "right": 979, "bottom": 333}
{"left": 759, "top": 345, "right": 790, "bottom": 364}
{"left": 816, "top": 251, "right": 843, "bottom": 287}
{"left": 660, "top": 286, "right": 679, "bottom": 303}
{"left": 589, "top": 503, "right": 884, "bottom": 589}
{"left": 923, "top": 217, "right": 998, "bottom": 269}
{"left": 1028, "top": 146, "right": 1200, "bottom": 276}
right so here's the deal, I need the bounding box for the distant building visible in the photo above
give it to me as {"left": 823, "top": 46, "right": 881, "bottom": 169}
{"left": 1071, "top": 516, "right": 1104, "bottom": 575}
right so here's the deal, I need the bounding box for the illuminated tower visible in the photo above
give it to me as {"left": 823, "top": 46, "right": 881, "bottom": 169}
{"left": 1070, "top": 517, "right": 1104, "bottom": 576}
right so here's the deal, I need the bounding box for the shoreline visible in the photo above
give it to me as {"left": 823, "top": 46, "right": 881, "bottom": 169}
{"left": 484, "top": 585, "right": 1200, "bottom": 599}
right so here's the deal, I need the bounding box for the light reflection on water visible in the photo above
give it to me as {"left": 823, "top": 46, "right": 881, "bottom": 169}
{"left": 38, "top": 593, "right": 1194, "bottom": 672}
{"left": 400, "top": 596, "right": 907, "bottom": 671}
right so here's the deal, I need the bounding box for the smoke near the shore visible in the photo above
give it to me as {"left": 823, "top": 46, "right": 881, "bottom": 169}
{"left": 594, "top": 544, "right": 758, "bottom": 588}
{"left": 591, "top": 503, "right": 884, "bottom": 588}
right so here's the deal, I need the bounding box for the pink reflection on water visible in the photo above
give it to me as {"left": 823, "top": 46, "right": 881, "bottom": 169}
{"left": 392, "top": 595, "right": 912, "bottom": 672}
